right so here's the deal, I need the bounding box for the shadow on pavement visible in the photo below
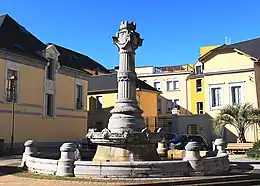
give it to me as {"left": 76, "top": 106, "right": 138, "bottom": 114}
{"left": 231, "top": 162, "right": 254, "bottom": 171}
{"left": 0, "top": 164, "right": 23, "bottom": 176}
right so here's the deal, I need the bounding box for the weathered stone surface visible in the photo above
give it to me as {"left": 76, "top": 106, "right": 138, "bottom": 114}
{"left": 202, "top": 155, "right": 230, "bottom": 175}
{"left": 74, "top": 160, "right": 190, "bottom": 178}
{"left": 56, "top": 143, "right": 77, "bottom": 177}
{"left": 183, "top": 142, "right": 201, "bottom": 161}
{"left": 92, "top": 144, "right": 160, "bottom": 162}
{"left": 21, "top": 140, "right": 37, "bottom": 167}
{"left": 25, "top": 156, "right": 58, "bottom": 175}
{"left": 183, "top": 142, "right": 203, "bottom": 173}
{"left": 156, "top": 140, "right": 167, "bottom": 157}
{"left": 86, "top": 22, "right": 163, "bottom": 162}
{"left": 107, "top": 21, "right": 144, "bottom": 133}
{"left": 215, "top": 138, "right": 227, "bottom": 155}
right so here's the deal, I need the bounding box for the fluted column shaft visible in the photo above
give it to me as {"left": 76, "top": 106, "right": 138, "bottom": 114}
{"left": 117, "top": 51, "right": 136, "bottom": 102}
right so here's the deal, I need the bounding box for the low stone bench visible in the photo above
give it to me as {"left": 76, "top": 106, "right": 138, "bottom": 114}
{"left": 226, "top": 143, "right": 253, "bottom": 154}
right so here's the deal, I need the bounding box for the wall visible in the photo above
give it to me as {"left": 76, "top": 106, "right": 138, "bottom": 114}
{"left": 203, "top": 51, "right": 254, "bottom": 73}
{"left": 137, "top": 73, "right": 191, "bottom": 115}
{"left": 200, "top": 45, "right": 220, "bottom": 57}
{"left": 189, "top": 77, "right": 205, "bottom": 114}
{"left": 0, "top": 57, "right": 88, "bottom": 144}
{"left": 172, "top": 114, "right": 213, "bottom": 145}
{"left": 203, "top": 51, "right": 258, "bottom": 142}
{"left": 254, "top": 63, "right": 260, "bottom": 108}
{"left": 135, "top": 66, "right": 154, "bottom": 74}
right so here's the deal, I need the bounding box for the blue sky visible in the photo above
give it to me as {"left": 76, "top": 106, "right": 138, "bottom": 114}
{"left": 1, "top": 1, "right": 260, "bottom": 69}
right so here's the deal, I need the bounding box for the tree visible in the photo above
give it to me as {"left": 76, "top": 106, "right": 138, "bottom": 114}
{"left": 214, "top": 103, "right": 260, "bottom": 143}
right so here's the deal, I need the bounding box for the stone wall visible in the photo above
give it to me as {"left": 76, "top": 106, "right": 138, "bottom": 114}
{"left": 74, "top": 160, "right": 190, "bottom": 178}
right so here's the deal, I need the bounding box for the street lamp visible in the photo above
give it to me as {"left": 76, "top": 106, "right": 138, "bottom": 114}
{"left": 7, "top": 75, "right": 18, "bottom": 154}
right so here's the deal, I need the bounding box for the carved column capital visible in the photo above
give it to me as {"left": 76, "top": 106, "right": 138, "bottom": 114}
{"left": 112, "top": 21, "right": 143, "bottom": 53}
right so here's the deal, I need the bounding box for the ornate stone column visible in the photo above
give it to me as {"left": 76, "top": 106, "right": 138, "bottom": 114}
{"left": 87, "top": 22, "right": 163, "bottom": 162}
{"left": 107, "top": 21, "right": 145, "bottom": 133}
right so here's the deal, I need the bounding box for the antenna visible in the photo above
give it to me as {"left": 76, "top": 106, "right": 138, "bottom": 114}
{"left": 225, "top": 36, "right": 231, "bottom": 44}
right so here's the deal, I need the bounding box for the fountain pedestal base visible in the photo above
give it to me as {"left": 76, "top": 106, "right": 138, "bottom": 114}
{"left": 92, "top": 144, "right": 160, "bottom": 162}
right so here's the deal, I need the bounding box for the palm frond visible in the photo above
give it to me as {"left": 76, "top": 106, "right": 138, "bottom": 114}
{"left": 213, "top": 103, "right": 260, "bottom": 141}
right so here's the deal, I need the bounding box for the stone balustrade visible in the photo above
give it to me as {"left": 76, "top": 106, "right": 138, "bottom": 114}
{"left": 21, "top": 139, "right": 230, "bottom": 178}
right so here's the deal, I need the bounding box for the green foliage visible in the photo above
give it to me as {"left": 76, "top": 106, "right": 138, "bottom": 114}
{"left": 213, "top": 103, "right": 260, "bottom": 142}
{"left": 247, "top": 141, "right": 260, "bottom": 159}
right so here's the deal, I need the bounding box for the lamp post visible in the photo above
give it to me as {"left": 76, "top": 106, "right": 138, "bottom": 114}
{"left": 7, "top": 75, "right": 18, "bottom": 154}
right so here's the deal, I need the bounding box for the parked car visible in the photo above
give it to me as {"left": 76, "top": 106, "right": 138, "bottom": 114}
{"left": 168, "top": 134, "right": 209, "bottom": 150}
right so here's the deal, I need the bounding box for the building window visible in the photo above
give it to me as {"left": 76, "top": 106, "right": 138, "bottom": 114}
{"left": 173, "top": 99, "right": 180, "bottom": 110}
{"left": 229, "top": 82, "right": 243, "bottom": 105}
{"left": 153, "top": 80, "right": 161, "bottom": 91}
{"left": 96, "top": 96, "right": 103, "bottom": 111}
{"left": 209, "top": 84, "right": 223, "bottom": 109}
{"left": 195, "top": 65, "right": 202, "bottom": 74}
{"left": 196, "top": 102, "right": 203, "bottom": 114}
{"left": 167, "top": 99, "right": 173, "bottom": 112}
{"left": 187, "top": 124, "right": 198, "bottom": 135}
{"left": 46, "top": 62, "right": 55, "bottom": 80}
{"left": 196, "top": 79, "right": 202, "bottom": 92}
{"left": 6, "top": 69, "right": 18, "bottom": 102}
{"left": 158, "top": 98, "right": 161, "bottom": 113}
{"left": 76, "top": 84, "right": 84, "bottom": 110}
{"left": 166, "top": 79, "right": 180, "bottom": 91}
{"left": 45, "top": 93, "right": 54, "bottom": 117}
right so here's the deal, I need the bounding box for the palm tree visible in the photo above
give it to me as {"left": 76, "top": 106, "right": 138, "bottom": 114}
{"left": 214, "top": 103, "right": 260, "bottom": 143}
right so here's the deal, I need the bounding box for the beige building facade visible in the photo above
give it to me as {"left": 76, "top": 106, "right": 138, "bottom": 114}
{"left": 135, "top": 65, "right": 193, "bottom": 129}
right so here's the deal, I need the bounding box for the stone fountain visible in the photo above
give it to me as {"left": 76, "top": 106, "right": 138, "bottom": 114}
{"left": 20, "top": 22, "right": 230, "bottom": 179}
{"left": 87, "top": 21, "right": 164, "bottom": 162}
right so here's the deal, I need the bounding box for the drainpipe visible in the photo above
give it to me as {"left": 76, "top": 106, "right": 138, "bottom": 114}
{"left": 185, "top": 78, "right": 188, "bottom": 114}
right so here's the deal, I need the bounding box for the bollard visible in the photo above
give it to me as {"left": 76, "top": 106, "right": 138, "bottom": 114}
{"left": 156, "top": 139, "right": 168, "bottom": 158}
{"left": 56, "top": 143, "right": 77, "bottom": 177}
{"left": 183, "top": 142, "right": 203, "bottom": 174}
{"left": 214, "top": 138, "right": 226, "bottom": 155}
{"left": 21, "top": 140, "right": 37, "bottom": 167}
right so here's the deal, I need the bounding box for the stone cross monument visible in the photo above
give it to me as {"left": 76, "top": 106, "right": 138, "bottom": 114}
{"left": 87, "top": 21, "right": 163, "bottom": 162}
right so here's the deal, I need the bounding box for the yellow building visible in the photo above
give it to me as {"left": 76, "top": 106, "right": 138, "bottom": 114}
{"left": 188, "top": 46, "right": 219, "bottom": 115}
{"left": 87, "top": 73, "right": 160, "bottom": 132}
{"left": 134, "top": 65, "right": 194, "bottom": 130}
{"left": 0, "top": 14, "right": 108, "bottom": 148}
{"left": 199, "top": 45, "right": 220, "bottom": 56}
{"left": 195, "top": 38, "right": 260, "bottom": 142}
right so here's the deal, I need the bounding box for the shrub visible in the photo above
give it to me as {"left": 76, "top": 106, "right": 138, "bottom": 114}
{"left": 247, "top": 141, "right": 260, "bottom": 159}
